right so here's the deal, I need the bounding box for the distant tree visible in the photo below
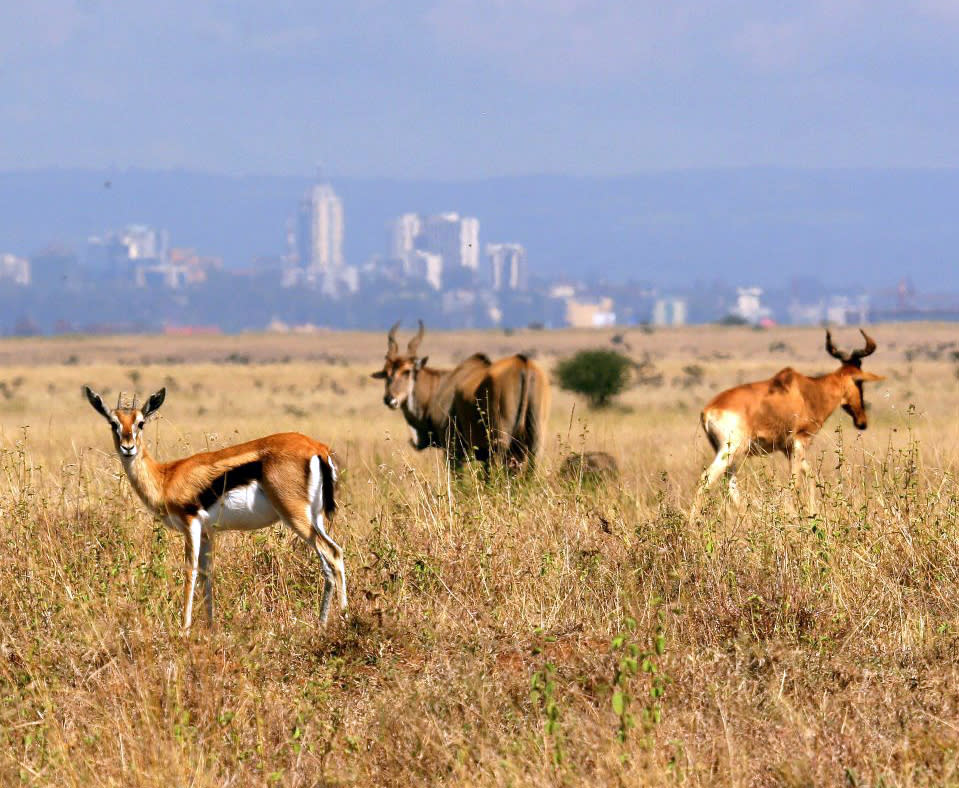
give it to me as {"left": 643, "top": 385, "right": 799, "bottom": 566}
{"left": 717, "top": 313, "right": 750, "bottom": 326}
{"left": 556, "top": 349, "right": 632, "bottom": 408}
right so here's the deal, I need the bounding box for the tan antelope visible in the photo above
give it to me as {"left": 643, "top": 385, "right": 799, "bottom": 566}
{"left": 84, "top": 386, "right": 346, "bottom": 629}
{"left": 694, "top": 329, "right": 883, "bottom": 510}
{"left": 371, "top": 321, "right": 551, "bottom": 470}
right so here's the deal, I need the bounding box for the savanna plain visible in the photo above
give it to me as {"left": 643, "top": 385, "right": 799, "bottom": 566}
{"left": 2, "top": 324, "right": 959, "bottom": 787}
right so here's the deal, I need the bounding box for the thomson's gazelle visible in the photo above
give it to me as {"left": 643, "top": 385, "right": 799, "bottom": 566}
{"left": 85, "top": 386, "right": 346, "bottom": 629}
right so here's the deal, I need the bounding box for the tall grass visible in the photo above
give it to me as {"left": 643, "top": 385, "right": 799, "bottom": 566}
{"left": 0, "top": 327, "right": 958, "bottom": 785}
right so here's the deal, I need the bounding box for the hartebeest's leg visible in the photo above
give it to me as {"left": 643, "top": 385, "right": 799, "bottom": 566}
{"left": 789, "top": 439, "right": 816, "bottom": 511}
{"left": 691, "top": 441, "right": 745, "bottom": 518}
{"left": 182, "top": 517, "right": 203, "bottom": 630}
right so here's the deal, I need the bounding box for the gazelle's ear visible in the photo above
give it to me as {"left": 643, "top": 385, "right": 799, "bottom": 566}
{"left": 414, "top": 356, "right": 429, "bottom": 371}
{"left": 371, "top": 369, "right": 387, "bottom": 379}
{"left": 853, "top": 370, "right": 885, "bottom": 382}
{"left": 84, "top": 386, "right": 113, "bottom": 422}
{"left": 142, "top": 388, "right": 166, "bottom": 419}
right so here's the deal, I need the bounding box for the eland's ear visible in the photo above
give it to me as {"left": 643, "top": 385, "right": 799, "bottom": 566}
{"left": 84, "top": 386, "right": 112, "bottom": 422}
{"left": 371, "top": 369, "right": 387, "bottom": 379}
{"left": 414, "top": 356, "right": 428, "bottom": 371}
{"left": 853, "top": 370, "right": 885, "bottom": 383}
{"left": 142, "top": 388, "right": 166, "bottom": 419}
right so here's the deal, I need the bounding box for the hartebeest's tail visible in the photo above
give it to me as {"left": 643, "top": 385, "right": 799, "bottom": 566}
{"left": 700, "top": 411, "right": 721, "bottom": 453}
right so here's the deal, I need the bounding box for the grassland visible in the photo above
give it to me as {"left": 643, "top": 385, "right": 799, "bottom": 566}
{"left": 1, "top": 324, "right": 958, "bottom": 786}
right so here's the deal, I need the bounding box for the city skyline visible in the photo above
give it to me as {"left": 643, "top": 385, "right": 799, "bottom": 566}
{"left": 2, "top": 164, "right": 957, "bottom": 337}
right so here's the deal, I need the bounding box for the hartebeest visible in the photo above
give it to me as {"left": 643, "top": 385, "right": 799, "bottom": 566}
{"left": 694, "top": 329, "right": 883, "bottom": 510}
{"left": 371, "top": 321, "right": 550, "bottom": 470}
{"left": 84, "top": 386, "right": 345, "bottom": 629}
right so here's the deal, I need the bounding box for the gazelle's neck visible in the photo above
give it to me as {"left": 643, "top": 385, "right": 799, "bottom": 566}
{"left": 120, "top": 447, "right": 166, "bottom": 514}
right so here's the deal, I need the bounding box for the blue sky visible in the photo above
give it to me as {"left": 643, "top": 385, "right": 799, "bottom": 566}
{"left": 2, "top": 1, "right": 958, "bottom": 177}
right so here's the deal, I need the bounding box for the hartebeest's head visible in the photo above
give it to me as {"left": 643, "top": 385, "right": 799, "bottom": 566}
{"left": 825, "top": 329, "right": 884, "bottom": 430}
{"left": 85, "top": 386, "right": 166, "bottom": 458}
{"left": 371, "top": 320, "right": 428, "bottom": 409}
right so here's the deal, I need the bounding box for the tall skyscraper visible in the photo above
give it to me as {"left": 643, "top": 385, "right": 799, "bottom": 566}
{"left": 418, "top": 213, "right": 479, "bottom": 274}
{"left": 297, "top": 181, "right": 344, "bottom": 274}
{"left": 389, "top": 213, "right": 422, "bottom": 275}
{"left": 486, "top": 243, "right": 528, "bottom": 291}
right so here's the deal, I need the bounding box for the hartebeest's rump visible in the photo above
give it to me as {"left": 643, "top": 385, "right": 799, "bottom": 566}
{"left": 695, "top": 329, "right": 884, "bottom": 509}
{"left": 372, "top": 321, "right": 550, "bottom": 470}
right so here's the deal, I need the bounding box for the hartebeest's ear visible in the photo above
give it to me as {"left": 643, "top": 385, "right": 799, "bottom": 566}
{"left": 853, "top": 370, "right": 885, "bottom": 383}
{"left": 414, "top": 356, "right": 428, "bottom": 371}
{"left": 141, "top": 388, "right": 166, "bottom": 419}
{"left": 84, "top": 386, "right": 113, "bottom": 422}
{"left": 371, "top": 369, "right": 387, "bottom": 379}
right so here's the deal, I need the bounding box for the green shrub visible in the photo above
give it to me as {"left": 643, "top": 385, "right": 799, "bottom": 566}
{"left": 556, "top": 349, "right": 632, "bottom": 408}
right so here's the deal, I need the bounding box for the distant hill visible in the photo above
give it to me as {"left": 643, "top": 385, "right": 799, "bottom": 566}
{"left": 0, "top": 168, "right": 956, "bottom": 289}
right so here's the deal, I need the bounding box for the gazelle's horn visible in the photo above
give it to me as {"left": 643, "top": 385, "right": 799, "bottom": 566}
{"left": 132, "top": 393, "right": 139, "bottom": 410}
{"left": 407, "top": 319, "right": 425, "bottom": 356}
{"left": 117, "top": 391, "right": 124, "bottom": 409}
{"left": 386, "top": 320, "right": 401, "bottom": 359}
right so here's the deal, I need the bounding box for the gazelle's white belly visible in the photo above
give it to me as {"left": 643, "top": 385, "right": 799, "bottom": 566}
{"left": 202, "top": 482, "right": 279, "bottom": 532}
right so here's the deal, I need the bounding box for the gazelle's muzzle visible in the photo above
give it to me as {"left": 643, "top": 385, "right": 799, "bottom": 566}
{"left": 384, "top": 394, "right": 400, "bottom": 409}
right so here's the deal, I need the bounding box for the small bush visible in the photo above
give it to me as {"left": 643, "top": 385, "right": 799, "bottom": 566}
{"left": 556, "top": 349, "right": 632, "bottom": 408}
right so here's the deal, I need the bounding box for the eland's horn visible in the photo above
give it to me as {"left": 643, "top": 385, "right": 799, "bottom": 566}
{"left": 407, "top": 319, "right": 425, "bottom": 356}
{"left": 386, "top": 320, "right": 401, "bottom": 358}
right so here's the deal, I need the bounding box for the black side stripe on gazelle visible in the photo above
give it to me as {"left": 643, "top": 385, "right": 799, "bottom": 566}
{"left": 197, "top": 460, "right": 264, "bottom": 510}
{"left": 318, "top": 455, "right": 336, "bottom": 516}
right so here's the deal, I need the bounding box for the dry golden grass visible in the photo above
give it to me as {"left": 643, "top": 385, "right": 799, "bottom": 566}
{"left": 1, "top": 324, "right": 959, "bottom": 786}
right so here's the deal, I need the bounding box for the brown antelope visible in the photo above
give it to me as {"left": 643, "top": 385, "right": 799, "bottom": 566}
{"left": 371, "top": 321, "right": 551, "bottom": 470}
{"left": 694, "top": 329, "right": 883, "bottom": 510}
{"left": 84, "top": 386, "right": 346, "bottom": 629}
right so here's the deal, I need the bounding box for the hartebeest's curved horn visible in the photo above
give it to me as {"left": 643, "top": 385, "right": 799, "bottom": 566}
{"left": 849, "top": 329, "right": 877, "bottom": 361}
{"left": 825, "top": 330, "right": 848, "bottom": 363}
{"left": 386, "top": 320, "right": 401, "bottom": 358}
{"left": 407, "top": 320, "right": 425, "bottom": 357}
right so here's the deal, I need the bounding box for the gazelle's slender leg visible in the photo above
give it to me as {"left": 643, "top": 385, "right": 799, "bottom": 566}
{"left": 313, "top": 508, "right": 347, "bottom": 613}
{"left": 182, "top": 517, "right": 202, "bottom": 630}
{"left": 198, "top": 532, "right": 215, "bottom": 625}
{"left": 279, "top": 506, "right": 347, "bottom": 626}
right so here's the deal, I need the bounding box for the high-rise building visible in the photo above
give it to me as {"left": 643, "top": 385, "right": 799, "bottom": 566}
{"left": 297, "top": 182, "right": 344, "bottom": 274}
{"left": 385, "top": 212, "right": 480, "bottom": 289}
{"left": 85, "top": 225, "right": 169, "bottom": 281}
{"left": 418, "top": 213, "right": 479, "bottom": 272}
{"left": 486, "top": 243, "right": 527, "bottom": 291}
{"left": 389, "top": 213, "right": 422, "bottom": 275}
